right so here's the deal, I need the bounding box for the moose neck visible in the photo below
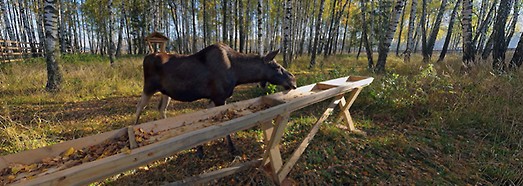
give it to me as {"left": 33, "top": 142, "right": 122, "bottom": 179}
{"left": 229, "top": 55, "right": 271, "bottom": 85}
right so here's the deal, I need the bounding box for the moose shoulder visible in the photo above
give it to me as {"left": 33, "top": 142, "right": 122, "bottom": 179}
{"left": 134, "top": 43, "right": 296, "bottom": 156}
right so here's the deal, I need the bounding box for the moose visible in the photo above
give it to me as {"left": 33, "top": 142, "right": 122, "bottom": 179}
{"left": 134, "top": 43, "right": 296, "bottom": 157}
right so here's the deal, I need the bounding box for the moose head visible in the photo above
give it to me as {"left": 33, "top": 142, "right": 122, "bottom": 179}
{"left": 260, "top": 50, "right": 297, "bottom": 90}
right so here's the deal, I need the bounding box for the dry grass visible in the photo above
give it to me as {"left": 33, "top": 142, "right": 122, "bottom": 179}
{"left": 0, "top": 53, "right": 522, "bottom": 185}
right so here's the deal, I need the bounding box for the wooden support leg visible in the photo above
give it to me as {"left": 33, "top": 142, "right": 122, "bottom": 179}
{"left": 261, "top": 113, "right": 290, "bottom": 184}
{"left": 336, "top": 87, "right": 365, "bottom": 135}
{"left": 276, "top": 95, "right": 343, "bottom": 183}
{"left": 127, "top": 126, "right": 138, "bottom": 149}
{"left": 261, "top": 121, "right": 274, "bottom": 166}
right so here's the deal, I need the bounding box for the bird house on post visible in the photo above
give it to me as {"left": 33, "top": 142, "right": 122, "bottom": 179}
{"left": 145, "top": 32, "right": 169, "bottom": 53}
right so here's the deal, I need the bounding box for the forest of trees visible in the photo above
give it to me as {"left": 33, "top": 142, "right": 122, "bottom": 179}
{"left": 1, "top": 0, "right": 523, "bottom": 90}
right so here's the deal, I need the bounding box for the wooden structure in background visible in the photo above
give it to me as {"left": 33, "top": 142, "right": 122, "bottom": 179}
{"left": 145, "top": 32, "right": 169, "bottom": 53}
{"left": 1, "top": 76, "right": 373, "bottom": 185}
{"left": 0, "top": 39, "right": 43, "bottom": 63}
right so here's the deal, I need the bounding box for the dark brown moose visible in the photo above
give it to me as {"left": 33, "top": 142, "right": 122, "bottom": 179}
{"left": 134, "top": 43, "right": 296, "bottom": 157}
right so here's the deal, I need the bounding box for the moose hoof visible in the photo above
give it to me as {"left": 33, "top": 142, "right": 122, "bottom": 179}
{"left": 196, "top": 146, "right": 205, "bottom": 159}
{"left": 229, "top": 148, "right": 241, "bottom": 156}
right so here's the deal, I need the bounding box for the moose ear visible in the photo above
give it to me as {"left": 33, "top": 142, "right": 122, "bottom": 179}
{"left": 264, "top": 50, "right": 280, "bottom": 62}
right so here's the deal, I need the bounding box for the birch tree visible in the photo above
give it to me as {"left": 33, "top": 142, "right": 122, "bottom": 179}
{"left": 361, "top": 0, "right": 374, "bottom": 69}
{"left": 107, "top": 0, "right": 115, "bottom": 65}
{"left": 509, "top": 32, "right": 523, "bottom": 69}
{"left": 44, "top": 0, "right": 63, "bottom": 91}
{"left": 423, "top": 0, "right": 447, "bottom": 62}
{"left": 438, "top": 0, "right": 461, "bottom": 62}
{"left": 257, "top": 0, "right": 263, "bottom": 55}
{"left": 461, "top": 0, "right": 475, "bottom": 67}
{"left": 309, "top": 0, "right": 326, "bottom": 69}
{"left": 375, "top": 0, "right": 406, "bottom": 73}
{"left": 282, "top": 0, "right": 292, "bottom": 67}
{"left": 403, "top": 0, "right": 417, "bottom": 62}
{"left": 491, "top": 0, "right": 512, "bottom": 73}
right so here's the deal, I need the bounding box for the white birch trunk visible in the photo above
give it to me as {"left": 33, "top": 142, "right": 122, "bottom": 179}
{"left": 44, "top": 0, "right": 63, "bottom": 91}
{"left": 375, "top": 0, "right": 407, "bottom": 73}
{"left": 283, "top": 0, "right": 292, "bottom": 67}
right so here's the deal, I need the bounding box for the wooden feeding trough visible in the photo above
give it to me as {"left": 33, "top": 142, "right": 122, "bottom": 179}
{"left": 145, "top": 32, "right": 169, "bottom": 53}
{"left": 0, "top": 76, "right": 373, "bottom": 185}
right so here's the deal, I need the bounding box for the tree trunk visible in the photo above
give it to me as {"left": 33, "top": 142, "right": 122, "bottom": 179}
{"left": 424, "top": 0, "right": 447, "bottom": 62}
{"left": 44, "top": 0, "right": 63, "bottom": 92}
{"left": 116, "top": 13, "right": 123, "bottom": 57}
{"left": 20, "top": 0, "right": 36, "bottom": 56}
{"left": 395, "top": 4, "right": 406, "bottom": 56}
{"left": 361, "top": 0, "right": 374, "bottom": 69}
{"left": 329, "top": 0, "right": 350, "bottom": 55}
{"left": 238, "top": 0, "right": 245, "bottom": 53}
{"left": 191, "top": 0, "right": 197, "bottom": 52}
{"left": 420, "top": 0, "right": 428, "bottom": 61}
{"left": 341, "top": 1, "right": 352, "bottom": 54}
{"left": 461, "top": 0, "right": 475, "bottom": 67}
{"left": 375, "top": 0, "right": 406, "bottom": 73}
{"left": 283, "top": 0, "right": 292, "bottom": 67}
{"left": 492, "top": 0, "right": 512, "bottom": 73}
{"left": 222, "top": 0, "right": 228, "bottom": 44}
{"left": 323, "top": 0, "right": 337, "bottom": 57}
{"left": 509, "top": 32, "right": 523, "bottom": 69}
{"left": 403, "top": 0, "right": 417, "bottom": 62}
{"left": 438, "top": 0, "right": 460, "bottom": 62}
{"left": 505, "top": 1, "right": 520, "bottom": 49}
{"left": 257, "top": 0, "right": 263, "bottom": 55}
{"left": 473, "top": 0, "right": 497, "bottom": 52}
{"left": 107, "top": 0, "right": 115, "bottom": 65}
{"left": 1, "top": 1, "right": 15, "bottom": 41}
{"left": 309, "top": 0, "right": 326, "bottom": 69}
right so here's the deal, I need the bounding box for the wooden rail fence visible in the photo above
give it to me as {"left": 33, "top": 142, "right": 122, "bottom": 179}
{"left": 0, "top": 39, "right": 44, "bottom": 63}
{"left": 0, "top": 76, "right": 373, "bottom": 185}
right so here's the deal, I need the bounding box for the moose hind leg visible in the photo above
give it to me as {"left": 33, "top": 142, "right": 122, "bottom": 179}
{"left": 158, "top": 94, "right": 171, "bottom": 119}
{"left": 213, "top": 100, "right": 238, "bottom": 155}
{"left": 134, "top": 92, "right": 152, "bottom": 124}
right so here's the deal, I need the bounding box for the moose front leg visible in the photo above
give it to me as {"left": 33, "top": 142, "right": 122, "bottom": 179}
{"left": 134, "top": 92, "right": 153, "bottom": 124}
{"left": 158, "top": 94, "right": 171, "bottom": 119}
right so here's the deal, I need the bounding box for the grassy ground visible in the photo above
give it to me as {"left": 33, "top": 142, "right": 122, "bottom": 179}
{"left": 0, "top": 53, "right": 522, "bottom": 185}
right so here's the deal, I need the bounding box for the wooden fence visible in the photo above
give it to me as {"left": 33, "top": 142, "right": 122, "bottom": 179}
{"left": 0, "top": 39, "right": 44, "bottom": 63}
{"left": 0, "top": 76, "right": 373, "bottom": 185}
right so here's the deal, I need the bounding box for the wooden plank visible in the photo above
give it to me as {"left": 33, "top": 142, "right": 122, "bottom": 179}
{"left": 277, "top": 96, "right": 342, "bottom": 182}
{"left": 11, "top": 99, "right": 289, "bottom": 186}
{"left": 0, "top": 98, "right": 266, "bottom": 170}
{"left": 168, "top": 159, "right": 262, "bottom": 186}
{"left": 0, "top": 129, "right": 127, "bottom": 170}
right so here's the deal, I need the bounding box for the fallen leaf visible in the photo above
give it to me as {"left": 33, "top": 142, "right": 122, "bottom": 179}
{"left": 63, "top": 147, "right": 75, "bottom": 158}
{"left": 120, "top": 147, "right": 131, "bottom": 154}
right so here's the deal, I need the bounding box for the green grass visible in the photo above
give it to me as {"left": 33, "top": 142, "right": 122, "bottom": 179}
{"left": 1, "top": 53, "right": 522, "bottom": 185}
